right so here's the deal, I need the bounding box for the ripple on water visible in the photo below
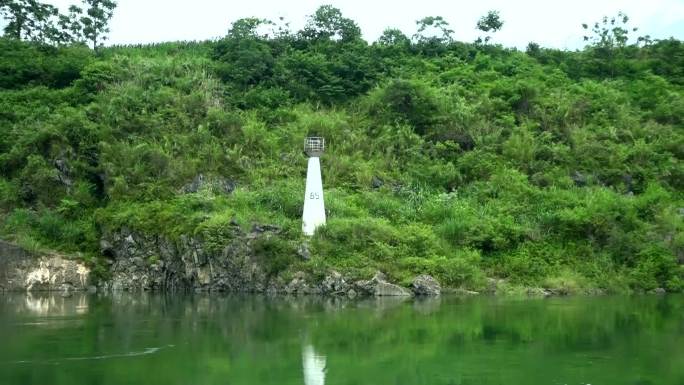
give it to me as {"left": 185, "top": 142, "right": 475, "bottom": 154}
{"left": 7, "top": 345, "right": 174, "bottom": 365}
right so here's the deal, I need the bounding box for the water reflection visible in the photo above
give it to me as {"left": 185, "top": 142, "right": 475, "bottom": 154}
{"left": 21, "top": 293, "right": 89, "bottom": 316}
{"left": 302, "top": 344, "right": 326, "bottom": 385}
{"left": 24, "top": 293, "right": 52, "bottom": 315}
{"left": 0, "top": 293, "right": 681, "bottom": 385}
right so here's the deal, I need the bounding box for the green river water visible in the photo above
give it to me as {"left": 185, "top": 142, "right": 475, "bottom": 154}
{"left": 0, "top": 293, "right": 682, "bottom": 385}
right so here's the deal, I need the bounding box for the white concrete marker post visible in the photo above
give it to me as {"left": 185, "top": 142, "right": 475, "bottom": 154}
{"left": 303, "top": 137, "right": 326, "bottom": 236}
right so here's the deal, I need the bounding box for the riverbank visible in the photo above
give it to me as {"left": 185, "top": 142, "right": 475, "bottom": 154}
{"left": 1, "top": 239, "right": 672, "bottom": 297}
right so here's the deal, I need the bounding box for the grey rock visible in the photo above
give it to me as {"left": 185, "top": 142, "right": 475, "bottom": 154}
{"left": 451, "top": 289, "right": 480, "bottom": 296}
{"left": 485, "top": 277, "right": 503, "bottom": 293}
{"left": 651, "top": 287, "right": 667, "bottom": 295}
{"left": 54, "top": 157, "right": 74, "bottom": 188}
{"left": 181, "top": 174, "right": 206, "bottom": 193}
{"left": 181, "top": 174, "right": 237, "bottom": 195}
{"left": 0, "top": 239, "right": 33, "bottom": 259}
{"left": 410, "top": 275, "right": 441, "bottom": 296}
{"left": 285, "top": 272, "right": 308, "bottom": 294}
{"left": 0, "top": 242, "right": 91, "bottom": 292}
{"left": 322, "top": 271, "right": 349, "bottom": 294}
{"left": 372, "top": 271, "right": 387, "bottom": 282}
{"left": 371, "top": 176, "right": 384, "bottom": 189}
{"left": 375, "top": 281, "right": 412, "bottom": 296}
{"left": 60, "top": 283, "right": 74, "bottom": 297}
{"left": 251, "top": 224, "right": 281, "bottom": 234}
{"left": 217, "top": 179, "right": 237, "bottom": 195}
{"left": 53, "top": 157, "right": 69, "bottom": 174}
{"left": 124, "top": 234, "right": 135, "bottom": 245}
{"left": 102, "top": 227, "right": 274, "bottom": 292}
{"left": 572, "top": 171, "right": 587, "bottom": 187}
{"left": 297, "top": 243, "right": 311, "bottom": 260}
{"left": 623, "top": 174, "right": 633, "bottom": 193}
{"left": 354, "top": 271, "right": 412, "bottom": 297}
{"left": 527, "top": 287, "right": 552, "bottom": 297}
{"left": 354, "top": 279, "right": 374, "bottom": 295}
{"left": 304, "top": 286, "right": 322, "bottom": 295}
{"left": 100, "top": 238, "right": 114, "bottom": 255}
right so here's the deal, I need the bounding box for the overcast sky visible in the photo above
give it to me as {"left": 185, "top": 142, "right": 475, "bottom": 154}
{"left": 16, "top": 0, "right": 684, "bottom": 49}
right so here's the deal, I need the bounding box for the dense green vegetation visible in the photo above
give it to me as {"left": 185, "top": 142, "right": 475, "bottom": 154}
{"left": 0, "top": 6, "right": 682, "bottom": 293}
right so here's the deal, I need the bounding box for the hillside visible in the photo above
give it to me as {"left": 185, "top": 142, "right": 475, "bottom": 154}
{"left": 0, "top": 9, "right": 683, "bottom": 294}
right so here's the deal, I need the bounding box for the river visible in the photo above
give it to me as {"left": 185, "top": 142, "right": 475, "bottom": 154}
{"left": 0, "top": 293, "right": 682, "bottom": 385}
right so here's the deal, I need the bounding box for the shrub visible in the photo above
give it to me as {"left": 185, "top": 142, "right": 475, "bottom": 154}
{"left": 628, "top": 246, "right": 680, "bottom": 291}
{"left": 252, "top": 235, "right": 297, "bottom": 277}
{"left": 399, "top": 249, "right": 484, "bottom": 289}
{"left": 368, "top": 79, "right": 440, "bottom": 135}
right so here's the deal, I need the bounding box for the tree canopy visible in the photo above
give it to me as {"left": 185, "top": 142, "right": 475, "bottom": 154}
{"left": 0, "top": 0, "right": 116, "bottom": 48}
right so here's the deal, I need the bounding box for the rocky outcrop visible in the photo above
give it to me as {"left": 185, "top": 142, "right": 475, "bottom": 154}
{"left": 321, "top": 271, "right": 349, "bottom": 294}
{"left": 1, "top": 234, "right": 419, "bottom": 296}
{"left": 0, "top": 241, "right": 90, "bottom": 292}
{"left": 571, "top": 171, "right": 587, "bottom": 187}
{"left": 180, "top": 174, "right": 236, "bottom": 195}
{"left": 410, "top": 275, "right": 441, "bottom": 296}
{"left": 651, "top": 287, "right": 667, "bottom": 295}
{"left": 99, "top": 222, "right": 420, "bottom": 295}
{"left": 526, "top": 287, "right": 553, "bottom": 297}
{"left": 354, "top": 272, "right": 413, "bottom": 297}
{"left": 282, "top": 270, "right": 414, "bottom": 297}
{"left": 374, "top": 281, "right": 413, "bottom": 296}
{"left": 285, "top": 272, "right": 317, "bottom": 295}
{"left": 100, "top": 225, "right": 270, "bottom": 292}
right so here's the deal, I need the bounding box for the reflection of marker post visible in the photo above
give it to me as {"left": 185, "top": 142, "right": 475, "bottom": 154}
{"left": 302, "top": 344, "right": 326, "bottom": 385}
{"left": 303, "top": 137, "right": 326, "bottom": 236}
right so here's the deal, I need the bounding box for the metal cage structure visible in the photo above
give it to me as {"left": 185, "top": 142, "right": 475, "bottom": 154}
{"left": 304, "top": 137, "right": 325, "bottom": 157}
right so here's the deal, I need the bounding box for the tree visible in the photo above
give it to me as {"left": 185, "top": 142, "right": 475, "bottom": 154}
{"left": 0, "top": 0, "right": 115, "bottom": 47}
{"left": 300, "top": 5, "right": 361, "bottom": 43}
{"left": 581, "top": 12, "right": 638, "bottom": 78}
{"left": 414, "top": 16, "right": 453, "bottom": 44}
{"left": 526, "top": 42, "right": 541, "bottom": 56}
{"left": 582, "top": 12, "right": 636, "bottom": 49}
{"left": 371, "top": 79, "right": 439, "bottom": 135}
{"left": 1, "top": 0, "right": 34, "bottom": 39}
{"left": 56, "top": 5, "right": 84, "bottom": 44}
{"left": 412, "top": 16, "right": 453, "bottom": 55}
{"left": 79, "top": 0, "right": 116, "bottom": 50}
{"left": 0, "top": 0, "right": 59, "bottom": 42}
{"left": 377, "top": 28, "right": 410, "bottom": 47}
{"left": 227, "top": 17, "right": 273, "bottom": 39}
{"left": 213, "top": 18, "right": 275, "bottom": 89}
{"left": 476, "top": 10, "right": 503, "bottom": 44}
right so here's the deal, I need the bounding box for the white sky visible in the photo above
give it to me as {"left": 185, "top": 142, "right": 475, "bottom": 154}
{"left": 9, "top": 0, "right": 684, "bottom": 49}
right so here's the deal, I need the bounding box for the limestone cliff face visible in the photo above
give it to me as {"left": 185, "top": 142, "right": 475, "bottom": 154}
{"left": 0, "top": 241, "right": 90, "bottom": 292}
{"left": 1, "top": 230, "right": 433, "bottom": 296}
{"left": 97, "top": 227, "right": 425, "bottom": 296}
{"left": 99, "top": 225, "right": 273, "bottom": 292}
